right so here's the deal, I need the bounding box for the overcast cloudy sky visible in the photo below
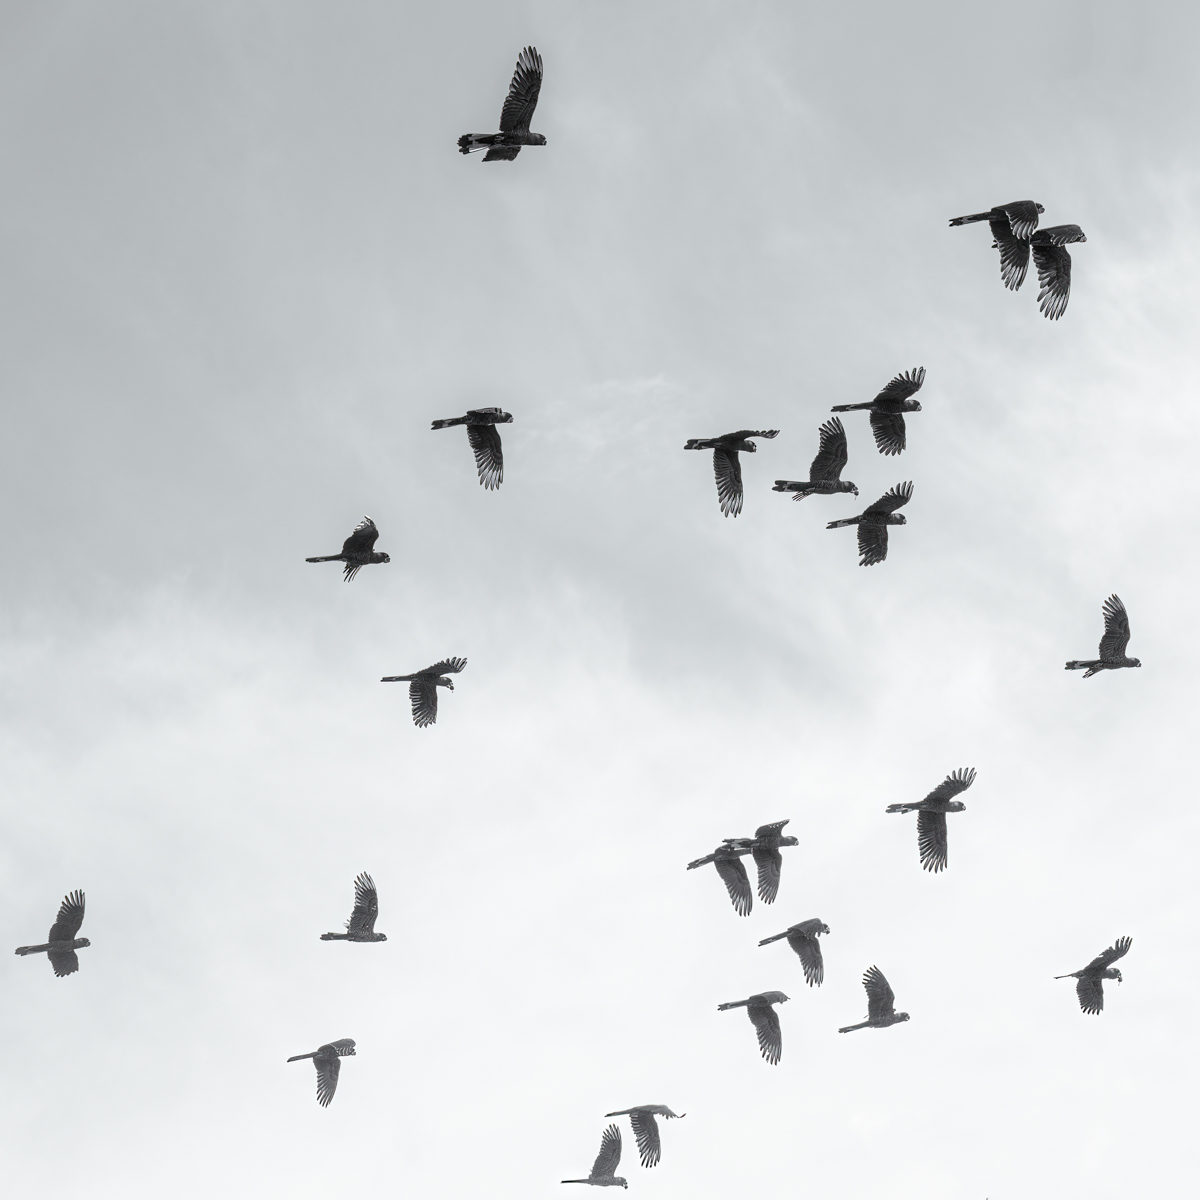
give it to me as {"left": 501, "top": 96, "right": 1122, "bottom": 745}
{"left": 2, "top": 2, "right": 1199, "bottom": 1197}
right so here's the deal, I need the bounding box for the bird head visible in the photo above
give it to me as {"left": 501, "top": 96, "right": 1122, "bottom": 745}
{"left": 75, "top": 938, "right": 91, "bottom": 949}
{"left": 531, "top": 134, "right": 548, "bottom": 147}
{"left": 764, "top": 991, "right": 790, "bottom": 1005}
{"left": 906, "top": 400, "right": 923, "bottom": 412}
{"left": 819, "top": 923, "right": 831, "bottom": 935}
{"left": 1109, "top": 969, "right": 1124, "bottom": 983}
{"left": 439, "top": 678, "right": 455, "bottom": 690}
{"left": 897, "top": 1012, "right": 911, "bottom": 1022}
{"left": 1036, "top": 203, "right": 1046, "bottom": 213}
{"left": 376, "top": 933, "right": 389, "bottom": 942}
{"left": 893, "top": 514, "right": 908, "bottom": 525}
{"left": 1130, "top": 658, "right": 1142, "bottom": 667}
{"left": 499, "top": 410, "right": 515, "bottom": 423}
{"left": 847, "top": 483, "right": 860, "bottom": 497}
{"left": 947, "top": 801, "right": 967, "bottom": 813}
{"left": 779, "top": 836, "right": 800, "bottom": 848}
{"left": 377, "top": 552, "right": 392, "bottom": 564}
{"left": 615, "top": 1178, "right": 628, "bottom": 1189}
{"left": 744, "top": 442, "right": 757, "bottom": 452}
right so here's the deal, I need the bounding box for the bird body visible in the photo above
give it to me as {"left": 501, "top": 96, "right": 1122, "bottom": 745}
{"left": 717, "top": 991, "right": 789, "bottom": 1064}
{"left": 286, "top": 1038, "right": 356, "bottom": 1107}
{"left": 838, "top": 966, "right": 909, "bottom": 1033}
{"left": 719, "top": 819, "right": 799, "bottom": 904}
{"left": 1056, "top": 937, "right": 1132, "bottom": 1014}
{"left": 773, "top": 416, "right": 858, "bottom": 501}
{"left": 830, "top": 368, "right": 924, "bottom": 456}
{"left": 562, "top": 1124, "right": 628, "bottom": 1188}
{"left": 886, "top": 767, "right": 976, "bottom": 873}
{"left": 459, "top": 47, "right": 546, "bottom": 161}
{"left": 432, "top": 408, "right": 512, "bottom": 489}
{"left": 14, "top": 890, "right": 90, "bottom": 977}
{"left": 827, "top": 481, "right": 913, "bottom": 566}
{"left": 381, "top": 657, "right": 467, "bottom": 727}
{"left": 758, "top": 918, "right": 829, "bottom": 987}
{"left": 1066, "top": 595, "right": 1140, "bottom": 677}
{"left": 602, "top": 1106, "right": 684, "bottom": 1169}
{"left": 305, "top": 516, "right": 390, "bottom": 581}
{"left": 321, "top": 873, "right": 387, "bottom": 942}
{"left": 684, "top": 429, "right": 779, "bottom": 517}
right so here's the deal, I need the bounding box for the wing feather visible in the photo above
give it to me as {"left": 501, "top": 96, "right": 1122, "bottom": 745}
{"left": 1032, "top": 243, "right": 1072, "bottom": 320}
{"left": 411, "top": 680, "right": 438, "bottom": 727}
{"left": 48, "top": 950, "right": 80, "bottom": 977}
{"left": 872, "top": 367, "right": 925, "bottom": 405}
{"left": 865, "top": 481, "right": 913, "bottom": 516}
{"left": 863, "top": 966, "right": 895, "bottom": 1022}
{"left": 1084, "top": 936, "right": 1133, "bottom": 973}
{"left": 629, "top": 1110, "right": 661, "bottom": 1168}
{"left": 499, "top": 47, "right": 542, "bottom": 133}
{"left": 591, "top": 1125, "right": 622, "bottom": 1178}
{"left": 752, "top": 846, "right": 783, "bottom": 904}
{"left": 1076, "top": 975, "right": 1104, "bottom": 1015}
{"left": 869, "top": 410, "right": 907, "bottom": 456}
{"left": 482, "top": 145, "right": 521, "bottom": 162}
{"left": 713, "top": 448, "right": 744, "bottom": 517}
{"left": 48, "top": 891, "right": 85, "bottom": 942}
{"left": 857, "top": 522, "right": 889, "bottom": 567}
{"left": 1099, "top": 595, "right": 1131, "bottom": 660}
{"left": 340, "top": 517, "right": 379, "bottom": 556}
{"left": 916, "top": 809, "right": 949, "bottom": 872}
{"left": 347, "top": 873, "right": 378, "bottom": 937}
{"left": 791, "top": 931, "right": 824, "bottom": 987}
{"left": 748, "top": 1002, "right": 783, "bottom": 1065}
{"left": 809, "top": 418, "right": 848, "bottom": 481}
{"left": 921, "top": 768, "right": 976, "bottom": 805}
{"left": 315, "top": 1055, "right": 341, "bottom": 1107}
{"left": 713, "top": 854, "right": 753, "bottom": 916}
{"left": 467, "top": 424, "right": 504, "bottom": 489}
{"left": 990, "top": 218, "right": 1031, "bottom": 291}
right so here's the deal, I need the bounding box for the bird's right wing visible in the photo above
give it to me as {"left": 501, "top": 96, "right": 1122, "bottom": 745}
{"left": 920, "top": 767, "right": 977, "bottom": 805}
{"left": 1085, "top": 936, "right": 1133, "bottom": 973}
{"left": 989, "top": 218, "right": 1031, "bottom": 291}
{"left": 629, "top": 1109, "right": 662, "bottom": 1168}
{"left": 871, "top": 367, "right": 925, "bottom": 406}
{"left": 467, "top": 424, "right": 505, "bottom": 489}
{"left": 315, "top": 1055, "right": 341, "bottom": 1107}
{"left": 865, "top": 481, "right": 914, "bottom": 516}
{"left": 863, "top": 965, "right": 896, "bottom": 1021}
{"left": 712, "top": 449, "right": 744, "bottom": 517}
{"left": 347, "top": 873, "right": 379, "bottom": 937}
{"left": 48, "top": 891, "right": 85, "bottom": 942}
{"left": 483, "top": 145, "right": 521, "bottom": 161}
{"left": 1098, "top": 595, "right": 1131, "bottom": 661}
{"left": 809, "top": 417, "right": 849, "bottom": 481}
{"left": 753, "top": 819, "right": 789, "bottom": 839}
{"left": 48, "top": 949, "right": 80, "bottom": 977}
{"left": 748, "top": 1002, "right": 783, "bottom": 1065}
{"left": 916, "top": 809, "right": 949, "bottom": 873}
{"left": 857, "top": 521, "right": 890, "bottom": 567}
{"left": 1032, "top": 243, "right": 1072, "bottom": 320}
{"left": 340, "top": 517, "right": 379, "bottom": 556}
{"left": 869, "top": 410, "right": 906, "bottom": 456}
{"left": 1001, "top": 200, "right": 1042, "bottom": 241}
{"left": 793, "top": 932, "right": 824, "bottom": 987}
{"left": 1075, "top": 975, "right": 1104, "bottom": 1015}
{"left": 752, "top": 846, "right": 783, "bottom": 904}
{"left": 713, "top": 855, "right": 754, "bottom": 916}
{"left": 499, "top": 46, "right": 542, "bottom": 133}
{"left": 420, "top": 658, "right": 467, "bottom": 676}
{"left": 591, "top": 1124, "right": 622, "bottom": 1179}
{"left": 411, "top": 680, "right": 439, "bottom": 727}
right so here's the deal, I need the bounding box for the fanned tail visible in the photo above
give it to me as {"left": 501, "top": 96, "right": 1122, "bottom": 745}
{"left": 458, "top": 134, "right": 498, "bottom": 156}
{"left": 949, "top": 211, "right": 993, "bottom": 226}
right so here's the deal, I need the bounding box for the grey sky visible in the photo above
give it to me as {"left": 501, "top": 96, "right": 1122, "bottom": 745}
{"left": 2, "top": 2, "right": 1199, "bottom": 1197}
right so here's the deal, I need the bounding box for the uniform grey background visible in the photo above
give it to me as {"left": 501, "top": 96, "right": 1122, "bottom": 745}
{"left": 2, "top": 1, "right": 1197, "bottom": 1196}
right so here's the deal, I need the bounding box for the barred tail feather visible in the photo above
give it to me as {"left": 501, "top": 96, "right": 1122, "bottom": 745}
{"left": 1065, "top": 660, "right": 1100, "bottom": 673}
{"left": 458, "top": 133, "right": 497, "bottom": 155}
{"left": 431, "top": 417, "right": 468, "bottom": 429}
{"left": 949, "top": 211, "right": 993, "bottom": 226}
{"left": 830, "top": 403, "right": 872, "bottom": 412}
{"left": 717, "top": 1000, "right": 748, "bottom": 1011}
{"left": 885, "top": 803, "right": 917, "bottom": 813}
{"left": 826, "top": 517, "right": 860, "bottom": 529}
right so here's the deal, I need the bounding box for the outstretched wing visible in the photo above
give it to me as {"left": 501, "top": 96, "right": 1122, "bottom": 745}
{"left": 920, "top": 768, "right": 976, "bottom": 805}
{"left": 591, "top": 1124, "right": 622, "bottom": 1179}
{"left": 865, "top": 481, "right": 913, "bottom": 516}
{"left": 726, "top": 429, "right": 780, "bottom": 441}
{"left": 1001, "top": 200, "right": 1042, "bottom": 241}
{"left": 1032, "top": 243, "right": 1072, "bottom": 320}
{"left": 629, "top": 1110, "right": 662, "bottom": 1168}
{"left": 340, "top": 517, "right": 379, "bottom": 556}
{"left": 1098, "top": 595, "right": 1131, "bottom": 661}
{"left": 1084, "top": 936, "right": 1133, "bottom": 974}
{"left": 410, "top": 680, "right": 438, "bottom": 727}
{"left": 809, "top": 417, "right": 848, "bottom": 481}
{"left": 748, "top": 1002, "right": 783, "bottom": 1065}
{"left": 325, "top": 1038, "right": 357, "bottom": 1056}
{"left": 483, "top": 145, "right": 521, "bottom": 162}
{"left": 48, "top": 950, "right": 80, "bottom": 977}
{"left": 869, "top": 410, "right": 907, "bottom": 456}
{"left": 863, "top": 966, "right": 896, "bottom": 1022}
{"left": 347, "top": 873, "right": 379, "bottom": 937}
{"left": 713, "top": 449, "right": 744, "bottom": 517}
{"left": 49, "top": 891, "right": 85, "bottom": 942}
{"left": 315, "top": 1055, "right": 341, "bottom": 1107}
{"left": 990, "top": 218, "right": 1031, "bottom": 291}
{"left": 871, "top": 367, "right": 925, "bottom": 406}
{"left": 421, "top": 658, "right": 467, "bottom": 676}
{"left": 753, "top": 820, "right": 790, "bottom": 840}
{"left": 499, "top": 46, "right": 542, "bottom": 133}
{"left": 791, "top": 931, "right": 824, "bottom": 987}
{"left": 1075, "top": 975, "right": 1105, "bottom": 1015}
{"left": 467, "top": 424, "right": 504, "bottom": 489}
{"left": 752, "top": 846, "right": 783, "bottom": 904}
{"left": 916, "top": 809, "right": 949, "bottom": 873}
{"left": 857, "top": 522, "right": 890, "bottom": 567}
{"left": 713, "top": 855, "right": 753, "bottom": 916}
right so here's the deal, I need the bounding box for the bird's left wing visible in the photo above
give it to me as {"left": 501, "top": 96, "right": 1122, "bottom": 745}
{"left": 871, "top": 367, "right": 925, "bottom": 406}
{"left": 629, "top": 1109, "right": 662, "bottom": 1168}
{"left": 315, "top": 1054, "right": 341, "bottom": 1107}
{"left": 483, "top": 145, "right": 521, "bottom": 162}
{"left": 792, "top": 931, "right": 824, "bottom": 987}
{"left": 499, "top": 46, "right": 542, "bottom": 133}
{"left": 48, "top": 950, "right": 80, "bottom": 977}
{"left": 348, "top": 873, "right": 379, "bottom": 936}
{"left": 467, "top": 423, "right": 504, "bottom": 489}
{"left": 1075, "top": 975, "right": 1105, "bottom": 1015}
{"left": 857, "top": 522, "right": 890, "bottom": 567}
{"left": 865, "top": 481, "right": 914, "bottom": 515}
{"left": 1098, "top": 595, "right": 1131, "bottom": 661}
{"left": 1085, "top": 936, "right": 1133, "bottom": 973}
{"left": 920, "top": 768, "right": 977, "bottom": 805}
{"left": 410, "top": 680, "right": 439, "bottom": 728}
{"left": 748, "top": 1002, "right": 783, "bottom": 1065}
{"left": 49, "top": 891, "right": 85, "bottom": 942}
{"left": 1032, "top": 243, "right": 1072, "bottom": 320}
{"left": 809, "top": 417, "right": 849, "bottom": 481}
{"left": 752, "top": 846, "right": 783, "bottom": 904}
{"left": 713, "top": 854, "right": 753, "bottom": 916}
{"left": 341, "top": 517, "right": 379, "bottom": 556}
{"left": 422, "top": 658, "right": 468, "bottom": 676}
{"left": 868, "top": 410, "right": 907, "bottom": 456}
{"left": 591, "top": 1124, "right": 622, "bottom": 1179}
{"left": 753, "top": 819, "right": 790, "bottom": 840}
{"left": 990, "top": 218, "right": 1031, "bottom": 291}
{"left": 916, "top": 809, "right": 949, "bottom": 873}
{"left": 863, "top": 966, "right": 896, "bottom": 1021}
{"left": 712, "top": 449, "right": 744, "bottom": 518}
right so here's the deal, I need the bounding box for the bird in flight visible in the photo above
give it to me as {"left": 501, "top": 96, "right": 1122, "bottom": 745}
{"left": 286, "top": 1039, "right": 356, "bottom": 1107}
{"left": 831, "top": 368, "right": 924, "bottom": 456}
{"left": 1066, "top": 595, "right": 1141, "bottom": 677}
{"left": 886, "top": 768, "right": 977, "bottom": 873}
{"left": 1056, "top": 937, "right": 1132, "bottom": 1015}
{"left": 306, "top": 516, "right": 390, "bottom": 581}
{"left": 827, "top": 481, "right": 913, "bottom": 566}
{"left": 431, "top": 408, "right": 513, "bottom": 490}
{"left": 950, "top": 200, "right": 1045, "bottom": 291}
{"left": 686, "top": 842, "right": 754, "bottom": 916}
{"left": 320, "top": 873, "right": 387, "bottom": 943}
{"left": 717, "top": 991, "right": 789, "bottom": 1065}
{"left": 772, "top": 417, "right": 858, "bottom": 503}
{"left": 1030, "top": 224, "right": 1087, "bottom": 320}
{"left": 602, "top": 1106, "right": 685, "bottom": 1169}
{"left": 381, "top": 658, "right": 467, "bottom": 727}
{"left": 758, "top": 918, "right": 829, "bottom": 987}
{"left": 838, "top": 966, "right": 910, "bottom": 1033}
{"left": 458, "top": 47, "right": 546, "bottom": 161}
{"left": 561, "top": 1124, "right": 628, "bottom": 1188}
{"left": 718, "top": 820, "right": 800, "bottom": 904}
{"left": 15, "top": 890, "right": 90, "bottom": 977}
{"left": 684, "top": 429, "right": 779, "bottom": 517}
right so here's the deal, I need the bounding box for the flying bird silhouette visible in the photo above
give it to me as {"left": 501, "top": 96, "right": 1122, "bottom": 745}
{"left": 1066, "top": 595, "right": 1141, "bottom": 677}
{"left": 686, "top": 843, "right": 754, "bottom": 916}
{"left": 838, "top": 966, "right": 910, "bottom": 1033}
{"left": 1056, "top": 937, "right": 1132, "bottom": 1015}
{"left": 684, "top": 429, "right": 779, "bottom": 517}
{"left": 950, "top": 200, "right": 1044, "bottom": 291}
{"left": 831, "top": 368, "right": 924, "bottom": 456}
{"left": 286, "top": 1039, "right": 356, "bottom": 1107}
{"left": 14, "top": 890, "right": 90, "bottom": 977}
{"left": 717, "top": 991, "right": 789, "bottom": 1064}
{"left": 758, "top": 918, "right": 829, "bottom": 987}
{"left": 886, "top": 768, "right": 976, "bottom": 873}
{"left": 458, "top": 47, "right": 546, "bottom": 161}
{"left": 381, "top": 658, "right": 467, "bottom": 727}
{"left": 772, "top": 417, "right": 858, "bottom": 502}
{"left": 827, "top": 482, "right": 913, "bottom": 566}
{"left": 306, "top": 516, "right": 390, "bottom": 581}
{"left": 719, "top": 820, "right": 800, "bottom": 904}
{"left": 1030, "top": 224, "right": 1087, "bottom": 320}
{"left": 431, "top": 408, "right": 512, "bottom": 489}
{"left": 320, "top": 873, "right": 387, "bottom": 943}
{"left": 561, "top": 1124, "right": 628, "bottom": 1188}
{"left": 602, "top": 1106, "right": 685, "bottom": 1169}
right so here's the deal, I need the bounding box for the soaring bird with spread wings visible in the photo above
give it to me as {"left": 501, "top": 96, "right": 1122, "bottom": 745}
{"left": 381, "top": 658, "right": 467, "bottom": 727}
{"left": 602, "top": 1106, "right": 685, "bottom": 1169}
{"left": 1066, "top": 595, "right": 1141, "bottom": 678}
{"left": 561, "top": 1124, "right": 628, "bottom": 1188}
{"left": 827, "top": 481, "right": 913, "bottom": 566}
{"left": 458, "top": 47, "right": 546, "bottom": 161}
{"left": 831, "top": 368, "right": 924, "bottom": 456}
{"left": 320, "top": 873, "right": 387, "bottom": 943}
{"left": 306, "top": 516, "right": 390, "bottom": 581}
{"left": 838, "top": 966, "right": 910, "bottom": 1033}
{"left": 718, "top": 820, "right": 799, "bottom": 904}
{"left": 886, "top": 768, "right": 977, "bottom": 873}
{"left": 431, "top": 408, "right": 513, "bottom": 490}
{"left": 772, "top": 417, "right": 858, "bottom": 503}
{"left": 1056, "top": 937, "right": 1132, "bottom": 1015}
{"left": 287, "top": 1039, "right": 356, "bottom": 1107}
{"left": 717, "top": 991, "right": 789, "bottom": 1065}
{"left": 15, "top": 890, "right": 90, "bottom": 977}
{"left": 950, "top": 200, "right": 1045, "bottom": 291}
{"left": 758, "top": 918, "right": 829, "bottom": 987}
{"left": 684, "top": 429, "right": 779, "bottom": 517}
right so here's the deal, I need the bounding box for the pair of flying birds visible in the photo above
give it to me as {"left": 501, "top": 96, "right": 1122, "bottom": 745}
{"left": 562, "top": 1106, "right": 684, "bottom": 1188}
